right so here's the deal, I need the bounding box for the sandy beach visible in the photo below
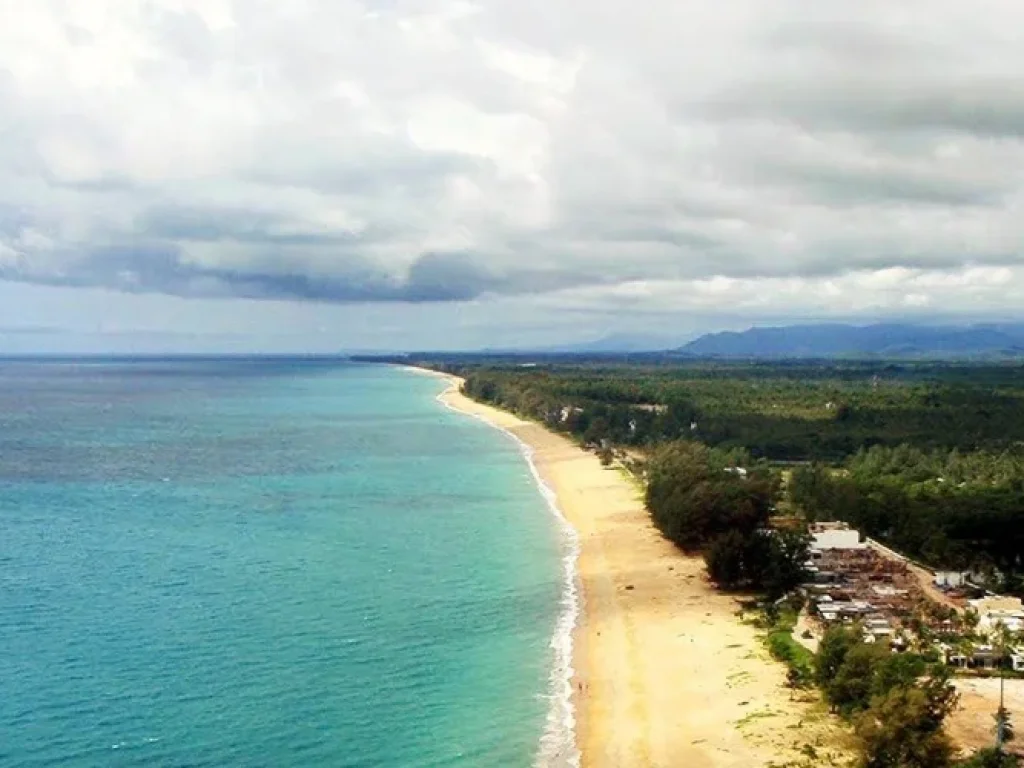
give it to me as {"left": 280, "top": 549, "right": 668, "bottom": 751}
{"left": 419, "top": 369, "right": 853, "bottom": 768}
{"left": 949, "top": 678, "right": 1024, "bottom": 757}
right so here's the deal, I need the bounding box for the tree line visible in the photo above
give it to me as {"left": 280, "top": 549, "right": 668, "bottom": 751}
{"left": 645, "top": 441, "right": 809, "bottom": 598}
{"left": 445, "top": 361, "right": 1024, "bottom": 461}
{"left": 449, "top": 362, "right": 1024, "bottom": 592}
{"left": 790, "top": 445, "right": 1024, "bottom": 594}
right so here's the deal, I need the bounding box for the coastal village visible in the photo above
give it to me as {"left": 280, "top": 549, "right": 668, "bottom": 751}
{"left": 799, "top": 520, "right": 1024, "bottom": 671}
{"left": 794, "top": 519, "right": 1024, "bottom": 755}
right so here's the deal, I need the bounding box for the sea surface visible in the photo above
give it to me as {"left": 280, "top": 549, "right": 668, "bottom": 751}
{"left": 0, "top": 359, "right": 571, "bottom": 767}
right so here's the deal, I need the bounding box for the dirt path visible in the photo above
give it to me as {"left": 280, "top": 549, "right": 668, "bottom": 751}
{"left": 866, "top": 539, "right": 961, "bottom": 610}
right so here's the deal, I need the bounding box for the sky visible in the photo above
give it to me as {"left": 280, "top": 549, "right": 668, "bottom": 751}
{"left": 2, "top": 0, "right": 1024, "bottom": 353}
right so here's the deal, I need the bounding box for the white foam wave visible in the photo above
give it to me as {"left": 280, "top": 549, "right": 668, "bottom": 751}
{"left": 435, "top": 387, "right": 582, "bottom": 768}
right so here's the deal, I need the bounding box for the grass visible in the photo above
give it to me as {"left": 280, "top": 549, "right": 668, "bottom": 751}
{"left": 737, "top": 707, "right": 780, "bottom": 728}
{"left": 765, "top": 607, "right": 815, "bottom": 686}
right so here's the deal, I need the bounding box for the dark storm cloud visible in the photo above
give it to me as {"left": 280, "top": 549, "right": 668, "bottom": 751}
{"left": 0, "top": 246, "right": 610, "bottom": 303}
{"left": 138, "top": 206, "right": 366, "bottom": 246}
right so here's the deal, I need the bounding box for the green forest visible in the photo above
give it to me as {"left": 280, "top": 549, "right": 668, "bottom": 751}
{"left": 790, "top": 446, "right": 1024, "bottom": 592}
{"left": 416, "top": 357, "right": 1024, "bottom": 593}
{"left": 439, "top": 359, "right": 1024, "bottom": 460}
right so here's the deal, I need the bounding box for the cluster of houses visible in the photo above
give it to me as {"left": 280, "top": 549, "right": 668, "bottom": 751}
{"left": 802, "top": 522, "right": 1024, "bottom": 673}
{"left": 803, "top": 522, "right": 920, "bottom": 648}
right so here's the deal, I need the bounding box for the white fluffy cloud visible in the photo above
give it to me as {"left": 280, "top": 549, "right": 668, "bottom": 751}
{"left": 2, "top": 0, "right": 1024, "bottom": 336}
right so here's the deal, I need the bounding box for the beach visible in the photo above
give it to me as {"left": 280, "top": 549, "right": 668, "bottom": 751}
{"left": 427, "top": 370, "right": 853, "bottom": 768}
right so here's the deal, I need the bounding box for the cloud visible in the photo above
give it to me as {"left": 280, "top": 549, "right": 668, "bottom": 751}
{"left": 534, "top": 265, "right": 1024, "bottom": 325}
{"left": 2, "top": 0, "right": 1024, "bottom": 317}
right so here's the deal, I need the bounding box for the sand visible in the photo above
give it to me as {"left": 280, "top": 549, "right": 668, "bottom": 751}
{"left": 418, "top": 369, "right": 853, "bottom": 768}
{"left": 949, "top": 678, "right": 1024, "bottom": 757}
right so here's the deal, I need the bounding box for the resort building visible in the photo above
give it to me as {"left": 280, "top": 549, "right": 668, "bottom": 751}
{"left": 809, "top": 521, "right": 865, "bottom": 551}
{"left": 969, "top": 596, "right": 1024, "bottom": 635}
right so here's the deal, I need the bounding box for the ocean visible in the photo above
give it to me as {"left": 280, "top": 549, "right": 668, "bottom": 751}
{"left": 0, "top": 359, "right": 574, "bottom": 767}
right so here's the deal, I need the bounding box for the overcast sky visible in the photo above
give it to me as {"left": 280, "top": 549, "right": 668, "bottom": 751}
{"left": 2, "top": 0, "right": 1024, "bottom": 352}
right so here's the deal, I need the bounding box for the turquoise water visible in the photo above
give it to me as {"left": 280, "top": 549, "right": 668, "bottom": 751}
{"left": 0, "top": 360, "right": 568, "bottom": 767}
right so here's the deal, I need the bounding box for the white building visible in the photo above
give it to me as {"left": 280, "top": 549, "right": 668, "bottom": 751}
{"left": 810, "top": 521, "right": 865, "bottom": 551}
{"left": 863, "top": 617, "right": 896, "bottom": 644}
{"left": 934, "top": 570, "right": 970, "bottom": 589}
{"left": 816, "top": 597, "right": 874, "bottom": 623}
{"left": 969, "top": 596, "right": 1024, "bottom": 635}
{"left": 944, "top": 644, "right": 1002, "bottom": 670}
{"left": 559, "top": 406, "right": 583, "bottom": 423}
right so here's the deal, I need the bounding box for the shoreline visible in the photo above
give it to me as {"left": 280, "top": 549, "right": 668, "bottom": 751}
{"left": 408, "top": 366, "right": 852, "bottom": 768}
{"left": 434, "top": 376, "right": 581, "bottom": 768}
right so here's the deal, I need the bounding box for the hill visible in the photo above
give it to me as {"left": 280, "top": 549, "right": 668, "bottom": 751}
{"left": 678, "top": 323, "right": 1024, "bottom": 359}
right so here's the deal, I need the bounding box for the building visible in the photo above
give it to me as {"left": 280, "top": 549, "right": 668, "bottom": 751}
{"left": 558, "top": 406, "right": 583, "bottom": 423}
{"left": 943, "top": 644, "right": 1002, "bottom": 670}
{"left": 863, "top": 616, "right": 896, "bottom": 644}
{"left": 815, "top": 596, "right": 874, "bottom": 623}
{"left": 934, "top": 570, "right": 970, "bottom": 589}
{"left": 1012, "top": 650, "right": 1024, "bottom": 673}
{"left": 970, "top": 596, "right": 1024, "bottom": 635}
{"left": 810, "top": 521, "right": 865, "bottom": 551}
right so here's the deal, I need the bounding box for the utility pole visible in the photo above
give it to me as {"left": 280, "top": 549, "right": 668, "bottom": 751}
{"left": 996, "top": 667, "right": 1005, "bottom": 750}
{"left": 995, "top": 621, "right": 1008, "bottom": 751}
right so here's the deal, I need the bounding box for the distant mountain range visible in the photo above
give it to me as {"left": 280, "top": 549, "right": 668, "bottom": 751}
{"left": 477, "top": 333, "right": 684, "bottom": 355}
{"left": 357, "top": 323, "right": 1024, "bottom": 360}
{"left": 677, "top": 323, "right": 1024, "bottom": 359}
{"left": 563, "top": 333, "right": 687, "bottom": 353}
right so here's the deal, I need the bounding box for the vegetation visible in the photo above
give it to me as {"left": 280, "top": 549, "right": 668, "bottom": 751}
{"left": 790, "top": 445, "right": 1024, "bottom": 591}
{"left": 437, "top": 359, "right": 1024, "bottom": 461}
{"left": 644, "top": 441, "right": 809, "bottom": 597}
{"left": 811, "top": 625, "right": 960, "bottom": 767}
{"left": 764, "top": 604, "right": 815, "bottom": 689}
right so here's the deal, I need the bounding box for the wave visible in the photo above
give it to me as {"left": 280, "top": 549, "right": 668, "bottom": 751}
{"left": 435, "top": 386, "right": 582, "bottom": 768}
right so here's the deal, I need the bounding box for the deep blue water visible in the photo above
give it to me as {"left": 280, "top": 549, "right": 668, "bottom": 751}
{"left": 0, "top": 360, "right": 565, "bottom": 766}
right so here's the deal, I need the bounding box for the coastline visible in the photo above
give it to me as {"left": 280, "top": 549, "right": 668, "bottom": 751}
{"left": 411, "top": 367, "right": 852, "bottom": 768}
